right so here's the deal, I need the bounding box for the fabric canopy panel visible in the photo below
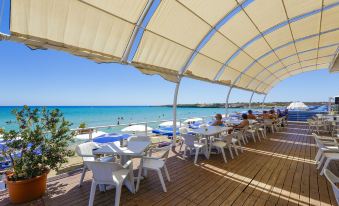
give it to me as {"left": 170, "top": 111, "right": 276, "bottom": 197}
{"left": 9, "top": 0, "right": 148, "bottom": 62}
{"left": 6, "top": 0, "right": 339, "bottom": 94}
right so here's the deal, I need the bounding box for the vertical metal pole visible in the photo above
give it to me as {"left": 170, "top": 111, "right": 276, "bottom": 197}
{"left": 145, "top": 123, "right": 148, "bottom": 136}
{"left": 225, "top": 86, "right": 233, "bottom": 116}
{"left": 172, "top": 77, "right": 182, "bottom": 144}
{"left": 261, "top": 94, "right": 267, "bottom": 111}
{"left": 249, "top": 92, "right": 255, "bottom": 109}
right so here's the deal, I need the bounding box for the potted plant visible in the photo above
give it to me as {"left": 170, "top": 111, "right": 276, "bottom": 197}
{"left": 1, "top": 106, "right": 74, "bottom": 203}
{"left": 78, "top": 122, "right": 92, "bottom": 134}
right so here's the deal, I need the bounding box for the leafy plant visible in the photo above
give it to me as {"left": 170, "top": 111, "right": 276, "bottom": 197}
{"left": 1, "top": 106, "right": 75, "bottom": 181}
{"left": 78, "top": 122, "right": 86, "bottom": 129}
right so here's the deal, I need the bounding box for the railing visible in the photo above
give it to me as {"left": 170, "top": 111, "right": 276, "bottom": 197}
{"left": 287, "top": 111, "right": 328, "bottom": 122}
{"left": 71, "top": 115, "right": 217, "bottom": 140}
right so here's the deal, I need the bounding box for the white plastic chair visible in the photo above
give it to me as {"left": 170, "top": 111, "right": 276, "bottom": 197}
{"left": 324, "top": 169, "right": 339, "bottom": 205}
{"left": 178, "top": 127, "right": 189, "bottom": 151}
{"left": 264, "top": 119, "right": 275, "bottom": 134}
{"left": 136, "top": 145, "right": 171, "bottom": 192}
{"left": 85, "top": 160, "right": 135, "bottom": 206}
{"left": 312, "top": 133, "right": 339, "bottom": 164}
{"left": 246, "top": 124, "right": 261, "bottom": 143}
{"left": 75, "top": 142, "right": 114, "bottom": 187}
{"left": 232, "top": 132, "right": 244, "bottom": 153}
{"left": 211, "top": 133, "right": 237, "bottom": 163}
{"left": 182, "top": 134, "right": 206, "bottom": 164}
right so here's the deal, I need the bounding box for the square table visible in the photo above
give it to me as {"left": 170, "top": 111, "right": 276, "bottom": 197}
{"left": 191, "top": 126, "right": 232, "bottom": 159}
{"left": 93, "top": 141, "right": 150, "bottom": 164}
{"left": 93, "top": 141, "right": 150, "bottom": 193}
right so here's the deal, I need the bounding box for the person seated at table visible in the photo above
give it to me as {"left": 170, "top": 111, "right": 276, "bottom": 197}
{"left": 233, "top": 114, "right": 249, "bottom": 129}
{"left": 211, "top": 113, "right": 224, "bottom": 126}
{"left": 269, "top": 109, "right": 277, "bottom": 120}
{"left": 263, "top": 111, "right": 273, "bottom": 119}
{"left": 247, "top": 110, "right": 257, "bottom": 120}
{"left": 277, "top": 109, "right": 283, "bottom": 118}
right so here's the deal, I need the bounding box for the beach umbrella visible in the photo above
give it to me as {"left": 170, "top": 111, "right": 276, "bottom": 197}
{"left": 121, "top": 125, "right": 153, "bottom": 133}
{"left": 159, "top": 121, "right": 180, "bottom": 127}
{"left": 287, "top": 102, "right": 309, "bottom": 110}
{"left": 74, "top": 130, "right": 107, "bottom": 140}
{"left": 183, "top": 118, "right": 203, "bottom": 124}
{"left": 93, "top": 133, "right": 130, "bottom": 144}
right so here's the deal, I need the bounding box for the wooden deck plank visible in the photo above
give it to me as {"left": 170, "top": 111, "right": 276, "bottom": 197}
{"left": 232, "top": 131, "right": 295, "bottom": 206}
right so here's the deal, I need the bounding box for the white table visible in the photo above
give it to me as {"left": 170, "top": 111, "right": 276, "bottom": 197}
{"left": 93, "top": 141, "right": 150, "bottom": 193}
{"left": 224, "top": 119, "right": 257, "bottom": 125}
{"left": 93, "top": 141, "right": 150, "bottom": 164}
{"left": 191, "top": 126, "right": 232, "bottom": 159}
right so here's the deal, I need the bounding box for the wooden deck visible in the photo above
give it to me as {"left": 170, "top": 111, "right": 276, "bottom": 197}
{"left": 0, "top": 123, "right": 338, "bottom": 206}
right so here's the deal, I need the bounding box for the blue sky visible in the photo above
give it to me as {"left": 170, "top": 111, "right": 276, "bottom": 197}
{"left": 0, "top": 1, "right": 338, "bottom": 106}
{"left": 1, "top": 40, "right": 338, "bottom": 106}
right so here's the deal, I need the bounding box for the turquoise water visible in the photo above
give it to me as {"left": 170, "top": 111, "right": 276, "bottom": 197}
{"left": 0, "top": 106, "right": 248, "bottom": 133}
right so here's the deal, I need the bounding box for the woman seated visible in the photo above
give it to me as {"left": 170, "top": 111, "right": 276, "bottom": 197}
{"left": 211, "top": 113, "right": 224, "bottom": 126}
{"left": 262, "top": 111, "right": 271, "bottom": 119}
{"left": 233, "top": 114, "right": 249, "bottom": 129}
{"left": 269, "top": 109, "right": 277, "bottom": 120}
{"left": 247, "top": 110, "right": 257, "bottom": 120}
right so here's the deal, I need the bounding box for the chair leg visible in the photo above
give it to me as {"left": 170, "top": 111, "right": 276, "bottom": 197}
{"left": 252, "top": 133, "right": 256, "bottom": 143}
{"left": 317, "top": 155, "right": 326, "bottom": 170}
{"left": 314, "top": 150, "right": 322, "bottom": 162}
{"left": 183, "top": 145, "right": 188, "bottom": 158}
{"left": 233, "top": 145, "right": 239, "bottom": 156}
{"left": 228, "top": 145, "right": 234, "bottom": 159}
{"left": 157, "top": 169, "right": 167, "bottom": 192}
{"left": 136, "top": 160, "right": 143, "bottom": 192}
{"left": 79, "top": 166, "right": 87, "bottom": 187}
{"left": 257, "top": 131, "right": 261, "bottom": 142}
{"left": 238, "top": 141, "right": 243, "bottom": 153}
{"left": 320, "top": 159, "right": 331, "bottom": 176}
{"left": 220, "top": 148, "right": 227, "bottom": 163}
{"left": 88, "top": 181, "right": 96, "bottom": 206}
{"left": 163, "top": 164, "right": 171, "bottom": 182}
{"left": 114, "top": 183, "right": 122, "bottom": 206}
{"left": 194, "top": 148, "right": 200, "bottom": 164}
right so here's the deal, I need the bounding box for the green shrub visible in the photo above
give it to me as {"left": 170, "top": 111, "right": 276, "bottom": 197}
{"left": 1, "top": 106, "right": 75, "bottom": 181}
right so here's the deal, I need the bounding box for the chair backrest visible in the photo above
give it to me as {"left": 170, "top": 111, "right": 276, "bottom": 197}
{"left": 75, "top": 142, "right": 98, "bottom": 161}
{"left": 264, "top": 119, "right": 273, "bottom": 126}
{"left": 85, "top": 161, "right": 124, "bottom": 184}
{"left": 128, "top": 135, "right": 151, "bottom": 143}
{"left": 152, "top": 145, "right": 171, "bottom": 161}
{"left": 222, "top": 134, "right": 233, "bottom": 144}
{"left": 179, "top": 127, "right": 188, "bottom": 134}
{"left": 182, "top": 134, "right": 199, "bottom": 147}
{"left": 233, "top": 131, "right": 243, "bottom": 140}
{"left": 324, "top": 169, "right": 339, "bottom": 204}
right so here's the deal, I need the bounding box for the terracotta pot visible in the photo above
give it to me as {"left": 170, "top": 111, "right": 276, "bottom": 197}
{"left": 6, "top": 172, "right": 48, "bottom": 204}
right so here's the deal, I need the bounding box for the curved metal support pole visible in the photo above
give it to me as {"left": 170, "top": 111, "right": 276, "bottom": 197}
{"left": 249, "top": 92, "right": 255, "bottom": 109}
{"left": 225, "top": 86, "right": 233, "bottom": 115}
{"left": 121, "top": 0, "right": 155, "bottom": 63}
{"left": 172, "top": 77, "right": 182, "bottom": 144}
{"left": 261, "top": 94, "right": 267, "bottom": 111}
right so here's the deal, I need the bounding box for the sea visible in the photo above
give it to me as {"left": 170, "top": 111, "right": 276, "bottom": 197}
{"left": 0, "top": 106, "right": 248, "bottom": 133}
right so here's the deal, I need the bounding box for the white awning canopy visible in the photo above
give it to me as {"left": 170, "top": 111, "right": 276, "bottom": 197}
{"left": 3, "top": 0, "right": 339, "bottom": 94}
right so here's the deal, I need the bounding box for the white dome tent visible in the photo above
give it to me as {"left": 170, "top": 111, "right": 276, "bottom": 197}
{"left": 287, "top": 102, "right": 309, "bottom": 110}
